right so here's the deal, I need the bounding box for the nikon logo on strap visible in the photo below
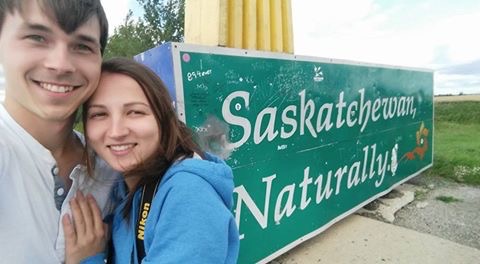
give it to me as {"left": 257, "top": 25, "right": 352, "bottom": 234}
{"left": 137, "top": 202, "right": 151, "bottom": 240}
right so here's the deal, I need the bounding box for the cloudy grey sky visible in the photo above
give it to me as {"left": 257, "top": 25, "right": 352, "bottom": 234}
{"left": 292, "top": 0, "right": 480, "bottom": 95}
{"left": 102, "top": 0, "right": 480, "bottom": 95}
{"left": 1, "top": 0, "right": 478, "bottom": 100}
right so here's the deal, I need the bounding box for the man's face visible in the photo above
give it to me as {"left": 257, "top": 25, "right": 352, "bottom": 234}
{"left": 0, "top": 1, "right": 102, "bottom": 122}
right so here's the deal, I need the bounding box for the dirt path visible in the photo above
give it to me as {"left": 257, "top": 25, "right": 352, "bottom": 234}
{"left": 392, "top": 175, "right": 480, "bottom": 249}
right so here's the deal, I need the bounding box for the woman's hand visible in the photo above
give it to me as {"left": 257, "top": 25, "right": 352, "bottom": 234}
{"left": 63, "top": 191, "right": 108, "bottom": 264}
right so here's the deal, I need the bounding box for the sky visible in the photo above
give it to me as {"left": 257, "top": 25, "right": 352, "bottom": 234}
{"left": 101, "top": 0, "right": 480, "bottom": 95}
{"left": 1, "top": 0, "right": 479, "bottom": 101}
{"left": 291, "top": 0, "right": 480, "bottom": 95}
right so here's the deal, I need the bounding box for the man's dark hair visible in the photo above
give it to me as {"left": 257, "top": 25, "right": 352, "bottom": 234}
{"left": 0, "top": 0, "right": 108, "bottom": 54}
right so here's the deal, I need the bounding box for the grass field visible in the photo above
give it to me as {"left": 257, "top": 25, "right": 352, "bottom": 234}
{"left": 425, "top": 99, "right": 480, "bottom": 186}
{"left": 434, "top": 94, "right": 480, "bottom": 102}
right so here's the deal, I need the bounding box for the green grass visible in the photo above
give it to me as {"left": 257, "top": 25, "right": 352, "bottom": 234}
{"left": 435, "top": 195, "right": 462, "bottom": 203}
{"left": 424, "top": 101, "right": 480, "bottom": 186}
{"left": 414, "top": 189, "right": 428, "bottom": 201}
{"left": 74, "top": 122, "right": 84, "bottom": 133}
{"left": 73, "top": 107, "right": 84, "bottom": 132}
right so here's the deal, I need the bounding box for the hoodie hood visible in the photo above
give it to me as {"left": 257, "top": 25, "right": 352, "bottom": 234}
{"left": 105, "top": 152, "right": 239, "bottom": 264}
{"left": 160, "top": 152, "right": 235, "bottom": 208}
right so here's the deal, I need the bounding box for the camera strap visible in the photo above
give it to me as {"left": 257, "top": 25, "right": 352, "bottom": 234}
{"left": 135, "top": 177, "right": 161, "bottom": 263}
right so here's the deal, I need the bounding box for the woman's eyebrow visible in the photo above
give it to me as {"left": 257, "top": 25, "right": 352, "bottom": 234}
{"left": 87, "top": 104, "right": 106, "bottom": 110}
{"left": 124, "top": 102, "right": 150, "bottom": 107}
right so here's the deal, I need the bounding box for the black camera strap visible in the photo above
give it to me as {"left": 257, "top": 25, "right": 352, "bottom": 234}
{"left": 135, "top": 177, "right": 161, "bottom": 263}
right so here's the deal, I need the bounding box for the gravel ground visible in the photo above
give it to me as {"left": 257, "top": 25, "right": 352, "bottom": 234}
{"left": 392, "top": 175, "right": 480, "bottom": 249}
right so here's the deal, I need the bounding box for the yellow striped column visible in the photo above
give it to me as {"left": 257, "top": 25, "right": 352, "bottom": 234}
{"left": 184, "top": 0, "right": 294, "bottom": 53}
{"left": 281, "top": 0, "right": 293, "bottom": 53}
{"left": 256, "top": 0, "right": 270, "bottom": 51}
{"left": 242, "top": 0, "right": 257, "bottom": 50}
{"left": 269, "top": 0, "right": 283, "bottom": 52}
{"left": 184, "top": 0, "right": 228, "bottom": 46}
{"left": 228, "top": 0, "right": 243, "bottom": 48}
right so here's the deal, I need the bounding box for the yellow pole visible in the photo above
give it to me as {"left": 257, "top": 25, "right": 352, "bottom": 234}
{"left": 281, "top": 0, "right": 293, "bottom": 53}
{"left": 185, "top": 0, "right": 293, "bottom": 53}
{"left": 184, "top": 0, "right": 227, "bottom": 46}
{"left": 243, "top": 0, "right": 257, "bottom": 49}
{"left": 256, "top": 0, "right": 271, "bottom": 51}
{"left": 228, "top": 0, "right": 243, "bottom": 49}
{"left": 184, "top": 0, "right": 201, "bottom": 44}
{"left": 269, "top": 0, "right": 283, "bottom": 52}
{"left": 218, "top": 0, "right": 228, "bottom": 46}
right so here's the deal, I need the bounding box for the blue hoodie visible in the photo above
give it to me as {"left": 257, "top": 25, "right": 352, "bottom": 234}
{"left": 83, "top": 153, "right": 239, "bottom": 264}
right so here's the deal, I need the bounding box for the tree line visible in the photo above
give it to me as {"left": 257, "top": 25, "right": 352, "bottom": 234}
{"left": 104, "top": 0, "right": 185, "bottom": 59}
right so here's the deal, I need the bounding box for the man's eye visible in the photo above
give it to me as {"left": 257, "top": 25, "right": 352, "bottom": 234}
{"left": 26, "top": 35, "right": 46, "bottom": 43}
{"left": 75, "top": 44, "right": 94, "bottom": 53}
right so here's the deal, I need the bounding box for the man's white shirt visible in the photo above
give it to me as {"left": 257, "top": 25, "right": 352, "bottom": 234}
{"left": 0, "top": 104, "right": 119, "bottom": 264}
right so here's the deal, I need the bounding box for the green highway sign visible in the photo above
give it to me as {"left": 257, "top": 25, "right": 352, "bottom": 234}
{"left": 136, "top": 43, "right": 434, "bottom": 263}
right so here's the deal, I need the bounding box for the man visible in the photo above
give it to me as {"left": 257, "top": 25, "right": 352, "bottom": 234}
{"left": 0, "top": 0, "right": 118, "bottom": 263}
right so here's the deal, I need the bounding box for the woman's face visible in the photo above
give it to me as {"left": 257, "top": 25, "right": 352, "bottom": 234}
{"left": 85, "top": 72, "right": 160, "bottom": 172}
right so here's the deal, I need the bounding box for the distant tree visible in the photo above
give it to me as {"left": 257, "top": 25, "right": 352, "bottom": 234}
{"left": 104, "top": 0, "right": 185, "bottom": 58}
{"left": 104, "top": 11, "right": 153, "bottom": 59}
{"left": 138, "top": 0, "right": 185, "bottom": 44}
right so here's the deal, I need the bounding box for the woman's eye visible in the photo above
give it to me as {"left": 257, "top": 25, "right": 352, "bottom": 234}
{"left": 127, "top": 110, "right": 145, "bottom": 116}
{"left": 88, "top": 112, "right": 106, "bottom": 119}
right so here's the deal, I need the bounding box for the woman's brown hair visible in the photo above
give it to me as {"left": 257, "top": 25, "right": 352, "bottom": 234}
{"left": 83, "top": 57, "right": 204, "bottom": 217}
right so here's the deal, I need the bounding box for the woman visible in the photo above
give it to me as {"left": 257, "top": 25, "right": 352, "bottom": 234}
{"left": 62, "top": 57, "right": 239, "bottom": 264}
